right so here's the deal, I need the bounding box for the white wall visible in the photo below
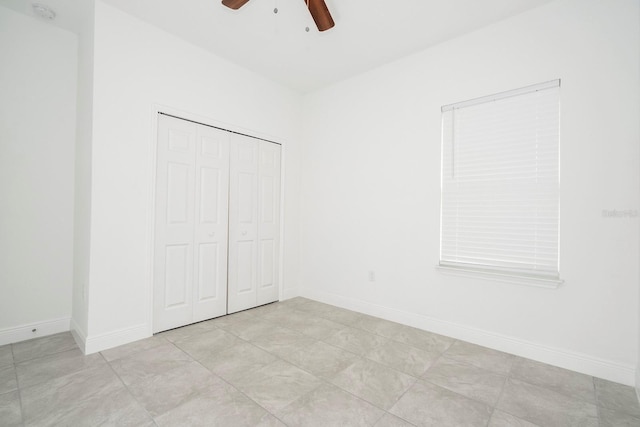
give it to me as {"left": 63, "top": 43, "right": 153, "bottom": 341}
{"left": 81, "top": 1, "right": 302, "bottom": 352}
{"left": 0, "top": 6, "right": 77, "bottom": 343}
{"left": 300, "top": 0, "right": 640, "bottom": 385}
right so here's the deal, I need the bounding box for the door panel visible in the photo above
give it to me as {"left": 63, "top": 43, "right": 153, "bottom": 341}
{"left": 154, "top": 115, "right": 196, "bottom": 332}
{"left": 197, "top": 242, "right": 219, "bottom": 300}
{"left": 192, "top": 125, "right": 229, "bottom": 322}
{"left": 228, "top": 135, "right": 259, "bottom": 313}
{"left": 257, "top": 143, "right": 281, "bottom": 305}
{"left": 164, "top": 244, "right": 190, "bottom": 307}
{"left": 236, "top": 241, "right": 255, "bottom": 293}
{"left": 260, "top": 239, "right": 275, "bottom": 287}
{"left": 166, "top": 162, "right": 190, "bottom": 224}
{"left": 198, "top": 168, "right": 220, "bottom": 223}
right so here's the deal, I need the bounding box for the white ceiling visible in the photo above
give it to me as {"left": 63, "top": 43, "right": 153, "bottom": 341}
{"left": 1, "top": 0, "right": 556, "bottom": 92}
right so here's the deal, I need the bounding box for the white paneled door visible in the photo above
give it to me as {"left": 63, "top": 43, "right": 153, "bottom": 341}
{"left": 227, "top": 135, "right": 281, "bottom": 313}
{"left": 256, "top": 141, "right": 281, "bottom": 306}
{"left": 228, "top": 135, "right": 259, "bottom": 314}
{"left": 154, "top": 114, "right": 230, "bottom": 333}
{"left": 154, "top": 114, "right": 281, "bottom": 331}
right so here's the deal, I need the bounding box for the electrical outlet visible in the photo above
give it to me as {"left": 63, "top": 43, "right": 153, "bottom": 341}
{"left": 368, "top": 271, "right": 375, "bottom": 282}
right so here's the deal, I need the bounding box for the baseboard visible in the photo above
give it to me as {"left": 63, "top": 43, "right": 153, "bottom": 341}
{"left": 301, "top": 288, "right": 636, "bottom": 386}
{"left": 0, "top": 317, "right": 71, "bottom": 346}
{"left": 84, "top": 323, "right": 150, "bottom": 355}
{"left": 70, "top": 318, "right": 87, "bottom": 354}
{"left": 636, "top": 364, "right": 640, "bottom": 404}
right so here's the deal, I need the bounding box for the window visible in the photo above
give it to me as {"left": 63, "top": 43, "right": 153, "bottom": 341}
{"left": 439, "top": 80, "right": 561, "bottom": 287}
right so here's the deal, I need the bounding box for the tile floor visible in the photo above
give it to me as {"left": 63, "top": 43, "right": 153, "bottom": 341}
{"left": 1, "top": 297, "right": 640, "bottom": 426}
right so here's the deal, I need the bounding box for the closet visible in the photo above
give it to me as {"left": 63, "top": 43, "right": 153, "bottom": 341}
{"left": 153, "top": 113, "right": 281, "bottom": 333}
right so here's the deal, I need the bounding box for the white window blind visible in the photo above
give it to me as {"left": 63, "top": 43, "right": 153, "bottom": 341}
{"left": 440, "top": 80, "right": 560, "bottom": 282}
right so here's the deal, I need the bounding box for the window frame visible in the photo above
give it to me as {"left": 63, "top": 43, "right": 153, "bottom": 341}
{"left": 437, "top": 80, "right": 563, "bottom": 288}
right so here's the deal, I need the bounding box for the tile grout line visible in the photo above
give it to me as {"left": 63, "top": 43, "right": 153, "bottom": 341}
{"left": 486, "top": 352, "right": 520, "bottom": 424}
{"left": 10, "top": 343, "right": 25, "bottom": 427}
{"left": 188, "top": 344, "right": 296, "bottom": 426}
{"left": 100, "top": 350, "right": 161, "bottom": 426}
{"left": 164, "top": 319, "right": 315, "bottom": 426}
{"left": 484, "top": 367, "right": 510, "bottom": 426}
{"left": 593, "top": 376, "right": 603, "bottom": 427}
{"left": 230, "top": 301, "right": 455, "bottom": 424}
{"left": 167, "top": 301, "right": 614, "bottom": 425}
{"left": 196, "top": 308, "right": 401, "bottom": 425}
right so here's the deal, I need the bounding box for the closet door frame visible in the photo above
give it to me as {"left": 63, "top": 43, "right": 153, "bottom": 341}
{"left": 147, "top": 106, "right": 285, "bottom": 335}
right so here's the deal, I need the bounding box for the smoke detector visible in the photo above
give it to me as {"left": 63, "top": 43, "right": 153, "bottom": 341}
{"left": 32, "top": 3, "right": 56, "bottom": 21}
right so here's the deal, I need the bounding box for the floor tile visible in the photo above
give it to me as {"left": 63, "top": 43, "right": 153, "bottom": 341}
{"left": 353, "top": 315, "right": 406, "bottom": 337}
{"left": 276, "top": 383, "right": 385, "bottom": 427}
{"left": 155, "top": 386, "right": 280, "bottom": 427}
{"left": 251, "top": 327, "right": 317, "bottom": 359}
{"left": 157, "top": 320, "right": 218, "bottom": 343}
{"left": 497, "top": 378, "right": 598, "bottom": 427}
{"left": 389, "top": 380, "right": 492, "bottom": 427}
{"left": 12, "top": 332, "right": 78, "bottom": 363}
{"left": 109, "top": 342, "right": 193, "bottom": 386}
{"left": 488, "top": 410, "right": 540, "bottom": 427}
{"left": 260, "top": 306, "right": 310, "bottom": 326}
{"left": 15, "top": 348, "right": 105, "bottom": 389}
{"left": 0, "top": 390, "right": 22, "bottom": 427}
{"left": 221, "top": 318, "right": 281, "bottom": 341}
{"left": 598, "top": 406, "right": 640, "bottom": 427}
{"left": 285, "top": 315, "right": 347, "bottom": 340}
{"left": 374, "top": 413, "right": 416, "bottom": 427}
{"left": 21, "top": 363, "right": 151, "bottom": 426}
{"left": 279, "top": 297, "right": 315, "bottom": 309}
{"left": 234, "top": 359, "right": 323, "bottom": 413}
{"left": 127, "top": 360, "right": 229, "bottom": 417}
{"left": 25, "top": 388, "right": 153, "bottom": 427}
{"left": 294, "top": 300, "right": 335, "bottom": 315}
{"left": 284, "top": 341, "right": 360, "bottom": 379}
{"left": 387, "top": 325, "right": 454, "bottom": 355}
{"left": 354, "top": 315, "right": 454, "bottom": 358}
{"left": 7, "top": 299, "right": 629, "bottom": 426}
{"left": 330, "top": 358, "right": 416, "bottom": 410}
{"left": 595, "top": 378, "right": 640, "bottom": 418}
{"left": 324, "top": 327, "right": 387, "bottom": 356}
{"left": 0, "top": 345, "right": 13, "bottom": 368}
{"left": 0, "top": 364, "right": 17, "bottom": 394}
{"left": 101, "top": 335, "right": 167, "bottom": 362}
{"left": 173, "top": 328, "right": 239, "bottom": 361}
{"left": 319, "top": 306, "right": 364, "bottom": 326}
{"left": 422, "top": 357, "right": 506, "bottom": 406}
{"left": 366, "top": 338, "right": 439, "bottom": 377}
{"left": 20, "top": 364, "right": 117, "bottom": 419}
{"left": 207, "top": 310, "right": 257, "bottom": 328}
{"left": 510, "top": 357, "right": 595, "bottom": 403}
{"left": 199, "top": 340, "right": 277, "bottom": 384}
{"left": 442, "top": 341, "right": 514, "bottom": 374}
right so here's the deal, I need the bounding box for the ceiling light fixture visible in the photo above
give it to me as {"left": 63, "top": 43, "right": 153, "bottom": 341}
{"left": 32, "top": 3, "right": 56, "bottom": 21}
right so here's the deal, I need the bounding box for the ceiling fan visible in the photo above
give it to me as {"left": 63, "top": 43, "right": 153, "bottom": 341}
{"left": 221, "top": 0, "right": 335, "bottom": 32}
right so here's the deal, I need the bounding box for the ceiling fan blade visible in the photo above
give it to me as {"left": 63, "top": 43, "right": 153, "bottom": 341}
{"left": 221, "top": 0, "right": 251, "bottom": 10}
{"left": 304, "top": 0, "right": 335, "bottom": 32}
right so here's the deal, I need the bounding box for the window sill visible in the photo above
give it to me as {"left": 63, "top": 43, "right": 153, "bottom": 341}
{"left": 436, "top": 265, "right": 563, "bottom": 289}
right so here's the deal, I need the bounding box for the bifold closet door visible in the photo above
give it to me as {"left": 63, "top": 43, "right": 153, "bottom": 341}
{"left": 228, "top": 135, "right": 281, "bottom": 313}
{"left": 153, "top": 114, "right": 230, "bottom": 333}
